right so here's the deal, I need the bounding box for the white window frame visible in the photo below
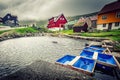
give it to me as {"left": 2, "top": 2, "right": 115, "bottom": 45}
{"left": 102, "top": 15, "right": 107, "bottom": 20}
{"left": 8, "top": 16, "right": 10, "bottom": 19}
{"left": 115, "top": 22, "right": 119, "bottom": 27}
{"left": 103, "top": 24, "right": 106, "bottom": 27}
{"left": 116, "top": 12, "right": 120, "bottom": 18}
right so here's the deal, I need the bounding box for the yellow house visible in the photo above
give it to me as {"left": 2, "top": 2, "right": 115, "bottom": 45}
{"left": 97, "top": 0, "right": 120, "bottom": 30}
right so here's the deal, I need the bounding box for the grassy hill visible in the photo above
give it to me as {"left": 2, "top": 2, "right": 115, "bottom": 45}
{"left": 19, "top": 20, "right": 47, "bottom": 27}
{"left": 67, "top": 12, "right": 98, "bottom": 21}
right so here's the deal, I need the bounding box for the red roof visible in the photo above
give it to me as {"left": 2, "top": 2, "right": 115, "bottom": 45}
{"left": 49, "top": 14, "right": 64, "bottom": 22}
{"left": 99, "top": 1, "right": 120, "bottom": 14}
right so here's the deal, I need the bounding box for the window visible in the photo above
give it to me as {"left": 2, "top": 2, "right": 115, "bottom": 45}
{"left": 115, "top": 22, "right": 119, "bottom": 27}
{"left": 116, "top": 12, "right": 120, "bottom": 18}
{"left": 103, "top": 24, "right": 106, "bottom": 27}
{"left": 60, "top": 18, "right": 64, "bottom": 20}
{"left": 7, "top": 16, "right": 10, "bottom": 19}
{"left": 102, "top": 15, "right": 107, "bottom": 20}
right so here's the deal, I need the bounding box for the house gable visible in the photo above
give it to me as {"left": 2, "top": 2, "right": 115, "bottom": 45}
{"left": 2, "top": 13, "right": 19, "bottom": 26}
{"left": 56, "top": 14, "right": 67, "bottom": 23}
{"left": 99, "top": 1, "right": 120, "bottom": 14}
{"left": 97, "top": 0, "right": 120, "bottom": 30}
{"left": 47, "top": 14, "right": 67, "bottom": 30}
{"left": 97, "top": 1, "right": 120, "bottom": 24}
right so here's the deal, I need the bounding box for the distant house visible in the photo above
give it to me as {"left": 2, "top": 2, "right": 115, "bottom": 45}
{"left": 97, "top": 0, "right": 120, "bottom": 30}
{"left": 73, "top": 18, "right": 88, "bottom": 32}
{"left": 1, "top": 13, "right": 19, "bottom": 27}
{"left": 90, "top": 16, "right": 97, "bottom": 28}
{"left": 47, "top": 14, "right": 67, "bottom": 31}
{"left": 73, "top": 22, "right": 88, "bottom": 32}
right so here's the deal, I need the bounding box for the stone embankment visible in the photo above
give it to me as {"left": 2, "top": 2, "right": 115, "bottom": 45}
{"left": 0, "top": 31, "right": 109, "bottom": 42}
{"left": 0, "top": 32, "right": 45, "bottom": 42}
{"left": 64, "top": 34, "right": 109, "bottom": 42}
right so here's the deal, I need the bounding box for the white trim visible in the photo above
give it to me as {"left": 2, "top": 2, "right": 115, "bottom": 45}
{"left": 97, "top": 22, "right": 120, "bottom": 30}
{"left": 48, "top": 27, "right": 63, "bottom": 31}
{"left": 68, "top": 56, "right": 80, "bottom": 66}
{"left": 97, "top": 24, "right": 108, "bottom": 30}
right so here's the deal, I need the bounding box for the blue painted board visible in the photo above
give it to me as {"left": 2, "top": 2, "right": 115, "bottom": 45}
{"left": 56, "top": 55, "right": 75, "bottom": 65}
{"left": 72, "top": 57, "right": 96, "bottom": 72}
{"left": 97, "top": 54, "right": 117, "bottom": 66}
{"left": 80, "top": 50, "right": 94, "bottom": 59}
{"left": 84, "top": 46, "right": 105, "bottom": 53}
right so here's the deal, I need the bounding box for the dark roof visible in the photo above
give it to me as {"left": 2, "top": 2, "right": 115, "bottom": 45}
{"left": 0, "top": 17, "right": 3, "bottom": 22}
{"left": 7, "top": 13, "right": 17, "bottom": 18}
{"left": 99, "top": 1, "right": 120, "bottom": 14}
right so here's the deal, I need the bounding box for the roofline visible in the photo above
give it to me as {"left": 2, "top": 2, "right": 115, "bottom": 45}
{"left": 48, "top": 13, "right": 67, "bottom": 22}
{"left": 98, "top": 9, "right": 120, "bottom": 15}
{"left": 98, "top": 1, "right": 120, "bottom": 14}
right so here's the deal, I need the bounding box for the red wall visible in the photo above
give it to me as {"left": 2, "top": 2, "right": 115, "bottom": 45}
{"left": 47, "top": 15, "right": 67, "bottom": 28}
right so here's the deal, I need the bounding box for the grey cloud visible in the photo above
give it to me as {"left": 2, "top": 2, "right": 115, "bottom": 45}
{"left": 0, "top": 0, "right": 116, "bottom": 20}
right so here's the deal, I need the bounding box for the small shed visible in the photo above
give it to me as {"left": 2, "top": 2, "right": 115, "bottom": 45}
{"left": 73, "top": 22, "right": 88, "bottom": 32}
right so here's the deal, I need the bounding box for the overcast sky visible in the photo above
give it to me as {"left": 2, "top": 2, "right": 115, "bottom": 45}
{"left": 0, "top": 0, "right": 116, "bottom": 20}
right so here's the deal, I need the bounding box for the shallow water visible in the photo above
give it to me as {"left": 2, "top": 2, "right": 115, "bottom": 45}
{"left": 0, "top": 36, "right": 118, "bottom": 80}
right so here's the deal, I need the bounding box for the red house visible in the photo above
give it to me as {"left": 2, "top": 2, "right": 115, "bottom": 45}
{"left": 47, "top": 14, "right": 67, "bottom": 31}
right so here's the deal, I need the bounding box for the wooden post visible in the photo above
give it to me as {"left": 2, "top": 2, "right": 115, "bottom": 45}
{"left": 113, "top": 56, "right": 120, "bottom": 69}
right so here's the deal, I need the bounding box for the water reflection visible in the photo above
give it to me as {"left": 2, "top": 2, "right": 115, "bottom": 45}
{"left": 0, "top": 36, "right": 90, "bottom": 78}
{"left": 0, "top": 36, "right": 118, "bottom": 80}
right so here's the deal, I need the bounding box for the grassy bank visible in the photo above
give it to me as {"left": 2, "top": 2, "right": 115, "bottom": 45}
{"left": 1, "top": 28, "right": 120, "bottom": 42}
{"left": 61, "top": 29, "right": 120, "bottom": 42}
{"left": 0, "top": 27, "right": 49, "bottom": 38}
{"left": 80, "top": 30, "right": 120, "bottom": 41}
{"left": 15, "top": 27, "right": 38, "bottom": 34}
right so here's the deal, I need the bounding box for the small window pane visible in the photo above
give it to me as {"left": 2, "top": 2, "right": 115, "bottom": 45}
{"left": 103, "top": 24, "right": 106, "bottom": 27}
{"left": 116, "top": 12, "right": 120, "bottom": 18}
{"left": 102, "top": 15, "right": 107, "bottom": 20}
{"left": 115, "top": 22, "right": 119, "bottom": 27}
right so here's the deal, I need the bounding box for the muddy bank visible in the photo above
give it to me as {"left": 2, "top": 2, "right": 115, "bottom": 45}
{"left": 0, "top": 32, "right": 45, "bottom": 42}
{"left": 64, "top": 34, "right": 109, "bottom": 42}
{"left": 0, "top": 32, "right": 110, "bottom": 42}
{"left": 0, "top": 60, "right": 94, "bottom": 80}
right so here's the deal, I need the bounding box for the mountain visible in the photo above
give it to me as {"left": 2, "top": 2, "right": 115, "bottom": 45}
{"left": 67, "top": 12, "right": 98, "bottom": 21}
{"left": 19, "top": 12, "right": 98, "bottom": 27}
{"left": 19, "top": 20, "right": 47, "bottom": 27}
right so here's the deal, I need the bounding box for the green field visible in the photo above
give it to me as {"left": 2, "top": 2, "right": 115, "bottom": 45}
{"left": 61, "top": 29, "right": 120, "bottom": 42}
{"left": 0, "top": 27, "right": 120, "bottom": 42}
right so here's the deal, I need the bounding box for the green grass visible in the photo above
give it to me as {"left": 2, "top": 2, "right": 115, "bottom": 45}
{"left": 15, "top": 27, "right": 38, "bottom": 34}
{"left": 61, "top": 30, "right": 73, "bottom": 34}
{"left": 80, "top": 30, "right": 120, "bottom": 37}
{"left": 80, "top": 30, "right": 120, "bottom": 41}
{"left": 0, "top": 24, "right": 5, "bottom": 26}
{"left": 61, "top": 29, "right": 120, "bottom": 42}
{"left": 0, "top": 27, "right": 50, "bottom": 37}
{"left": 0, "top": 27, "right": 39, "bottom": 37}
{"left": 0, "top": 30, "right": 10, "bottom": 35}
{"left": 108, "top": 36, "right": 120, "bottom": 41}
